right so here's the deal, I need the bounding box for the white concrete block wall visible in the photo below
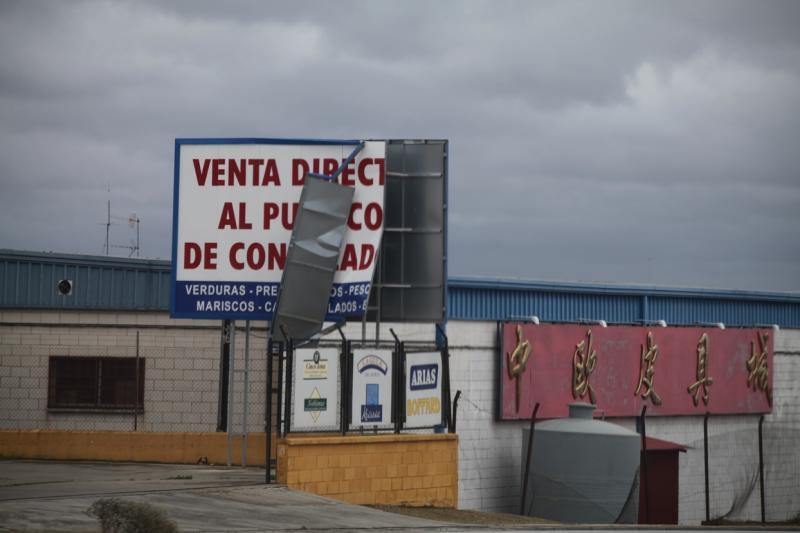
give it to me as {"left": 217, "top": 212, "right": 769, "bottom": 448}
{"left": 2, "top": 311, "right": 798, "bottom": 522}
{"left": 0, "top": 310, "right": 268, "bottom": 433}
{"left": 447, "top": 321, "right": 800, "bottom": 523}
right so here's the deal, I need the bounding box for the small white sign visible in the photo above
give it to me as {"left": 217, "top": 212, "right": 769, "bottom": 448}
{"left": 350, "top": 348, "right": 393, "bottom": 427}
{"left": 405, "top": 351, "right": 443, "bottom": 428}
{"left": 292, "top": 347, "right": 339, "bottom": 431}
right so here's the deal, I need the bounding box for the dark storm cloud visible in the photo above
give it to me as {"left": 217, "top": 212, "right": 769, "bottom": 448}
{"left": 0, "top": 0, "right": 798, "bottom": 290}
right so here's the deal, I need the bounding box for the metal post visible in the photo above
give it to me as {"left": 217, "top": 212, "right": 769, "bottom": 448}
{"left": 344, "top": 340, "right": 352, "bottom": 433}
{"left": 398, "top": 342, "right": 406, "bottom": 432}
{"left": 134, "top": 331, "right": 140, "bottom": 431}
{"left": 451, "top": 390, "right": 462, "bottom": 433}
{"left": 217, "top": 320, "right": 231, "bottom": 432}
{"left": 704, "top": 412, "right": 710, "bottom": 523}
{"left": 520, "top": 402, "right": 540, "bottom": 516}
{"left": 640, "top": 405, "right": 650, "bottom": 524}
{"left": 276, "top": 341, "right": 284, "bottom": 438}
{"left": 284, "top": 339, "right": 293, "bottom": 436}
{"left": 436, "top": 324, "right": 453, "bottom": 432}
{"left": 758, "top": 414, "right": 766, "bottom": 524}
{"left": 241, "top": 321, "right": 250, "bottom": 467}
{"left": 226, "top": 321, "right": 236, "bottom": 467}
{"left": 340, "top": 343, "right": 347, "bottom": 436}
{"left": 265, "top": 337, "right": 274, "bottom": 484}
{"left": 390, "top": 329, "right": 401, "bottom": 434}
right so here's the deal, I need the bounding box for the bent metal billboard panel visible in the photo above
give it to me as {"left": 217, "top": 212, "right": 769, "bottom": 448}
{"left": 170, "top": 138, "right": 386, "bottom": 319}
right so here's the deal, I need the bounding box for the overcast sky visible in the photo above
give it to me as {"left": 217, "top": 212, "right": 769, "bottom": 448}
{"left": 1, "top": 1, "right": 798, "bottom": 292}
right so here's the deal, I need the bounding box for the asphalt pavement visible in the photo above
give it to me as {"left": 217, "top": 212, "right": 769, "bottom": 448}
{"left": 0, "top": 461, "right": 793, "bottom": 533}
{"left": 0, "top": 460, "right": 450, "bottom": 532}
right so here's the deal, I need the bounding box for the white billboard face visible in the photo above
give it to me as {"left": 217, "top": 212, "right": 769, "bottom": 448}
{"left": 171, "top": 139, "right": 386, "bottom": 319}
{"left": 405, "top": 351, "right": 443, "bottom": 428}
{"left": 350, "top": 348, "right": 393, "bottom": 428}
{"left": 291, "top": 348, "right": 339, "bottom": 431}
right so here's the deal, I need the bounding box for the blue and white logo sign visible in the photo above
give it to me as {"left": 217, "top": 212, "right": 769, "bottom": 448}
{"left": 351, "top": 349, "right": 392, "bottom": 427}
{"left": 409, "top": 364, "right": 438, "bottom": 391}
{"left": 405, "top": 352, "right": 443, "bottom": 428}
{"left": 357, "top": 354, "right": 388, "bottom": 375}
{"left": 361, "top": 383, "right": 383, "bottom": 422}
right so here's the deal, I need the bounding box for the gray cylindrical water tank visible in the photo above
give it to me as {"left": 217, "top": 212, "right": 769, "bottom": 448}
{"left": 522, "top": 403, "right": 639, "bottom": 523}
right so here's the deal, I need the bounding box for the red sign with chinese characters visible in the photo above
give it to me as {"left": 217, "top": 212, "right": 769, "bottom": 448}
{"left": 499, "top": 323, "right": 773, "bottom": 420}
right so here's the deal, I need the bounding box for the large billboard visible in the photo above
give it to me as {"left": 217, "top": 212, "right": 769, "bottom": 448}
{"left": 171, "top": 139, "right": 385, "bottom": 319}
{"left": 499, "top": 323, "right": 774, "bottom": 420}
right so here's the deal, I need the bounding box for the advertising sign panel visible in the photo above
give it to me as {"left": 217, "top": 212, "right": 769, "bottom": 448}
{"left": 499, "top": 323, "right": 774, "bottom": 420}
{"left": 350, "top": 348, "right": 393, "bottom": 427}
{"left": 171, "top": 139, "right": 386, "bottom": 319}
{"left": 291, "top": 347, "right": 339, "bottom": 431}
{"left": 405, "top": 351, "right": 443, "bottom": 428}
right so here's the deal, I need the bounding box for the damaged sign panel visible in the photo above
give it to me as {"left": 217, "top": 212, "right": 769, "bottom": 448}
{"left": 170, "top": 138, "right": 386, "bottom": 319}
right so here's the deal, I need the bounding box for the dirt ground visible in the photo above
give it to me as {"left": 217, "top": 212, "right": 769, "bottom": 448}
{"left": 371, "top": 505, "right": 558, "bottom": 526}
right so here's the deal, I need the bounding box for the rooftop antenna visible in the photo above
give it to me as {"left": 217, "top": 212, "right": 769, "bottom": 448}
{"left": 105, "top": 197, "right": 111, "bottom": 256}
{"left": 128, "top": 213, "right": 140, "bottom": 257}
{"left": 102, "top": 182, "right": 112, "bottom": 256}
{"left": 110, "top": 213, "right": 141, "bottom": 257}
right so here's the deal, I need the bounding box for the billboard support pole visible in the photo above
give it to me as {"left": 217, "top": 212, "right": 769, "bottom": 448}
{"left": 337, "top": 327, "right": 348, "bottom": 436}
{"left": 284, "top": 339, "right": 293, "bottom": 436}
{"left": 265, "top": 336, "right": 274, "bottom": 484}
{"left": 226, "top": 321, "right": 236, "bottom": 467}
{"left": 241, "top": 320, "right": 250, "bottom": 467}
{"left": 276, "top": 340, "right": 284, "bottom": 438}
{"left": 344, "top": 340, "right": 353, "bottom": 434}
{"left": 280, "top": 325, "right": 292, "bottom": 436}
{"left": 217, "top": 320, "right": 231, "bottom": 432}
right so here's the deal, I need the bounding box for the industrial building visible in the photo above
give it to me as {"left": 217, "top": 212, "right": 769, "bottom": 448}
{"left": 1, "top": 248, "right": 798, "bottom": 524}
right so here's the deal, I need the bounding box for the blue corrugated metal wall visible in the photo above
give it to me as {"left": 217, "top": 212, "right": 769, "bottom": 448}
{"left": 0, "top": 250, "right": 170, "bottom": 311}
{"left": 448, "top": 277, "right": 800, "bottom": 328}
{"left": 2, "top": 250, "right": 799, "bottom": 327}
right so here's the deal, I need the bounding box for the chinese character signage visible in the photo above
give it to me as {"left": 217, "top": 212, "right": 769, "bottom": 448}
{"left": 499, "top": 323, "right": 773, "bottom": 420}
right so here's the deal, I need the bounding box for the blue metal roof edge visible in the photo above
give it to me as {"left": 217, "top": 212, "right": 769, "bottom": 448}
{"left": 0, "top": 249, "right": 170, "bottom": 270}
{"left": 448, "top": 276, "right": 800, "bottom": 304}
{"left": 2, "top": 249, "right": 799, "bottom": 306}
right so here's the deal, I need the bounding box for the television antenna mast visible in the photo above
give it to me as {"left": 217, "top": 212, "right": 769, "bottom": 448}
{"left": 101, "top": 193, "right": 141, "bottom": 257}
{"left": 110, "top": 213, "right": 141, "bottom": 257}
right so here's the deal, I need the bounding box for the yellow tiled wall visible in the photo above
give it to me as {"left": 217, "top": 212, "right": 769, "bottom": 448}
{"left": 0, "top": 429, "right": 273, "bottom": 465}
{"left": 277, "top": 433, "right": 458, "bottom": 507}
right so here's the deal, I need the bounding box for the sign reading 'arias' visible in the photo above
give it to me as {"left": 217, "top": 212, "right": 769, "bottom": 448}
{"left": 405, "top": 351, "right": 443, "bottom": 428}
{"left": 499, "top": 322, "right": 773, "bottom": 420}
